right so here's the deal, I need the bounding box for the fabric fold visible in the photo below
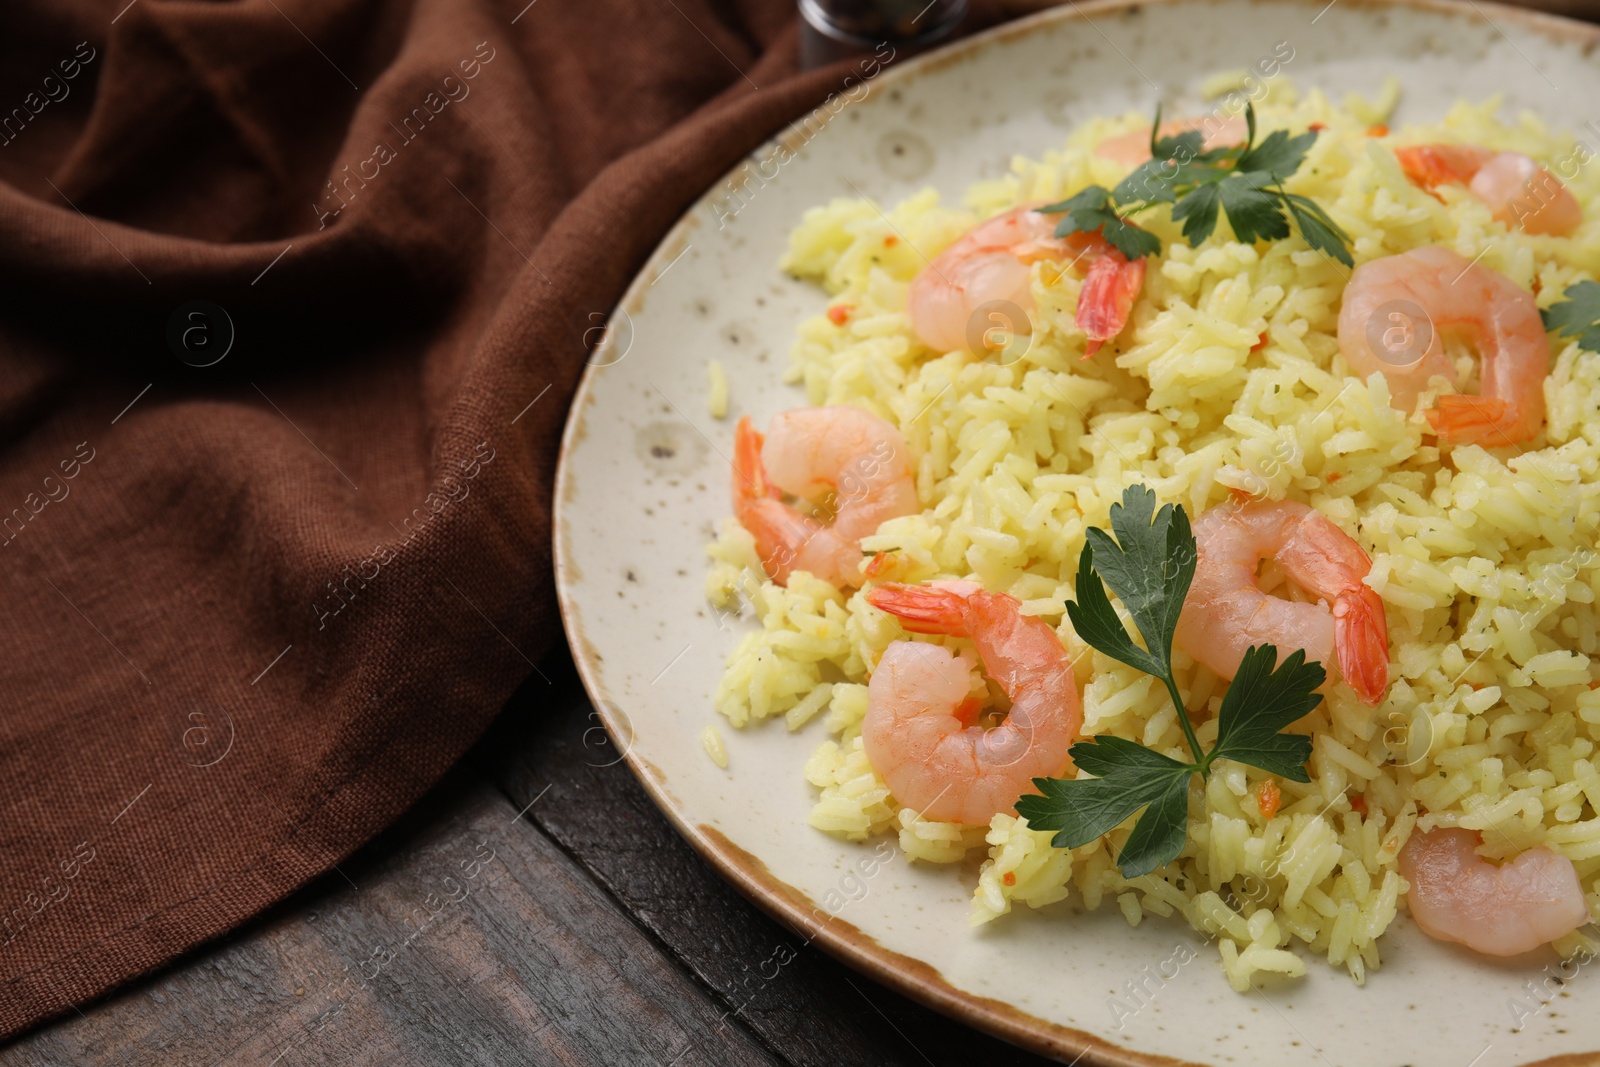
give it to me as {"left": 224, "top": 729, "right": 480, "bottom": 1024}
{"left": 0, "top": 0, "right": 916, "bottom": 1037}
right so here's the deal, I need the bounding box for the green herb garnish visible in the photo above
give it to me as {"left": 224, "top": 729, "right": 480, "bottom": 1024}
{"left": 1543, "top": 280, "right": 1600, "bottom": 354}
{"left": 1014, "top": 485, "right": 1325, "bottom": 877}
{"left": 1038, "top": 103, "right": 1354, "bottom": 267}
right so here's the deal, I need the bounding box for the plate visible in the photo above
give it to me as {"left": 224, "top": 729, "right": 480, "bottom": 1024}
{"left": 553, "top": 2, "right": 1600, "bottom": 1062}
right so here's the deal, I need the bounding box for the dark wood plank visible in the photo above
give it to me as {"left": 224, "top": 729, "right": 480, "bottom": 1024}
{"left": 3, "top": 641, "right": 1063, "bottom": 1067}
{"left": 1, "top": 770, "right": 783, "bottom": 1067}
{"left": 477, "top": 651, "right": 1060, "bottom": 1067}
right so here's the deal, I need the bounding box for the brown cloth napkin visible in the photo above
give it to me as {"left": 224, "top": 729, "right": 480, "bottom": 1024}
{"left": 0, "top": 0, "right": 1029, "bottom": 1039}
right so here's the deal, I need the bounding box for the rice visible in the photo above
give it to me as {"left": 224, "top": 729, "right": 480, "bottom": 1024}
{"left": 702, "top": 723, "right": 729, "bottom": 768}
{"left": 706, "top": 81, "right": 1600, "bottom": 988}
{"left": 707, "top": 358, "right": 729, "bottom": 419}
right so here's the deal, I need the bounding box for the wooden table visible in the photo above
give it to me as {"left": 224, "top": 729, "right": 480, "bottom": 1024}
{"left": 2, "top": 647, "right": 1059, "bottom": 1066}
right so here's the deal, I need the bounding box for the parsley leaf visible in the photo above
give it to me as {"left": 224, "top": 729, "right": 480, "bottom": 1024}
{"left": 1021, "top": 738, "right": 1192, "bottom": 838}
{"left": 1042, "top": 186, "right": 1161, "bottom": 259}
{"left": 1065, "top": 485, "right": 1195, "bottom": 686}
{"left": 1235, "top": 128, "right": 1316, "bottom": 180}
{"left": 1113, "top": 160, "right": 1185, "bottom": 207}
{"left": 1543, "top": 280, "right": 1600, "bottom": 354}
{"left": 1218, "top": 173, "right": 1292, "bottom": 244}
{"left": 1016, "top": 739, "right": 1192, "bottom": 878}
{"left": 1039, "top": 185, "right": 1116, "bottom": 232}
{"left": 1153, "top": 128, "right": 1206, "bottom": 163}
{"left": 1098, "top": 212, "right": 1163, "bottom": 260}
{"left": 1205, "top": 644, "right": 1322, "bottom": 781}
{"left": 1280, "top": 192, "right": 1356, "bottom": 268}
{"left": 1015, "top": 483, "right": 1325, "bottom": 877}
{"left": 1170, "top": 181, "right": 1223, "bottom": 245}
{"left": 1115, "top": 775, "right": 1193, "bottom": 877}
{"left": 1038, "top": 102, "right": 1353, "bottom": 265}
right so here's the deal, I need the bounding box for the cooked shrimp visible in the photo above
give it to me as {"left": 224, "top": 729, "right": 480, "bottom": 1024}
{"left": 1400, "top": 828, "right": 1590, "bottom": 956}
{"left": 1336, "top": 246, "right": 1550, "bottom": 446}
{"left": 1094, "top": 114, "right": 1248, "bottom": 168}
{"left": 1395, "top": 144, "right": 1581, "bottom": 236}
{"left": 906, "top": 206, "right": 1146, "bottom": 358}
{"left": 1174, "top": 499, "right": 1389, "bottom": 706}
{"left": 733, "top": 408, "right": 918, "bottom": 588}
{"left": 863, "top": 581, "right": 1082, "bottom": 825}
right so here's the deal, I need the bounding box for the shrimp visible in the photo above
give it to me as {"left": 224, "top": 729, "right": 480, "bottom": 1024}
{"left": 905, "top": 206, "right": 1146, "bottom": 359}
{"left": 732, "top": 408, "right": 918, "bottom": 588}
{"left": 863, "top": 581, "right": 1082, "bottom": 825}
{"left": 1094, "top": 114, "right": 1248, "bottom": 168}
{"left": 1400, "top": 828, "right": 1590, "bottom": 957}
{"left": 1174, "top": 499, "right": 1390, "bottom": 706}
{"left": 1336, "top": 246, "right": 1550, "bottom": 446}
{"left": 1394, "top": 144, "right": 1581, "bottom": 236}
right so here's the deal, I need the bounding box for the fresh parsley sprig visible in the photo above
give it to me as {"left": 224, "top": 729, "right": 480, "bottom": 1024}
{"left": 1014, "top": 485, "right": 1325, "bottom": 878}
{"left": 1543, "top": 280, "right": 1600, "bottom": 354}
{"left": 1037, "top": 103, "right": 1354, "bottom": 267}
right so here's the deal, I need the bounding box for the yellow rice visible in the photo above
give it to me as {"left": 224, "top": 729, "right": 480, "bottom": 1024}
{"left": 706, "top": 79, "right": 1600, "bottom": 990}
{"left": 707, "top": 358, "right": 730, "bottom": 419}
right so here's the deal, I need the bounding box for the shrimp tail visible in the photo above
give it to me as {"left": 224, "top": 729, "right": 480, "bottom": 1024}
{"left": 1424, "top": 395, "right": 1512, "bottom": 445}
{"left": 867, "top": 582, "right": 971, "bottom": 636}
{"left": 1333, "top": 587, "right": 1390, "bottom": 706}
{"left": 1393, "top": 144, "right": 1490, "bottom": 189}
{"left": 1076, "top": 246, "right": 1146, "bottom": 360}
{"left": 733, "top": 416, "right": 802, "bottom": 585}
{"left": 733, "top": 416, "right": 777, "bottom": 504}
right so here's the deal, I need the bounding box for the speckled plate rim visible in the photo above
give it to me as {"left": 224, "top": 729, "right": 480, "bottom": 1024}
{"left": 552, "top": 2, "right": 1600, "bottom": 1063}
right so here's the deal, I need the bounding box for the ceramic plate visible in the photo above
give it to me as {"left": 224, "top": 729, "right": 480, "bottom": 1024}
{"left": 553, "top": 2, "right": 1600, "bottom": 1062}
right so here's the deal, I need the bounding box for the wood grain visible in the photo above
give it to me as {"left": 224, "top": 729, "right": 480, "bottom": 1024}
{"left": 1, "top": 647, "right": 1054, "bottom": 1066}
{"left": 1, "top": 772, "right": 782, "bottom": 1067}
{"left": 478, "top": 651, "right": 1059, "bottom": 1067}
